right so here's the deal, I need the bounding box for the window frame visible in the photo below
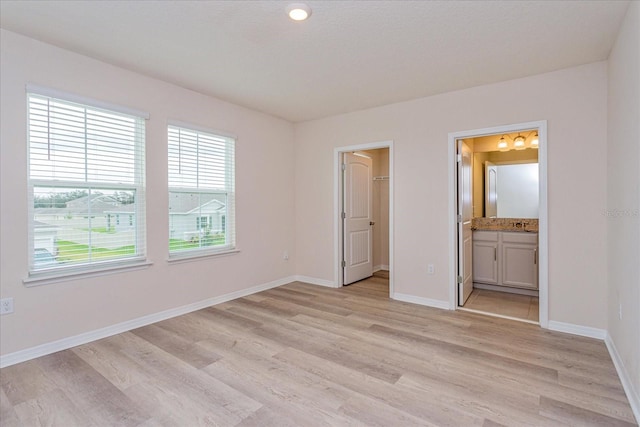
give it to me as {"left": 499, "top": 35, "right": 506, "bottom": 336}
{"left": 25, "top": 88, "right": 149, "bottom": 284}
{"left": 167, "top": 122, "right": 236, "bottom": 260}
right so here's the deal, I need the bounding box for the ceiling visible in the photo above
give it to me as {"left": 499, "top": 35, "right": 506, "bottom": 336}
{"left": 0, "top": 1, "right": 630, "bottom": 123}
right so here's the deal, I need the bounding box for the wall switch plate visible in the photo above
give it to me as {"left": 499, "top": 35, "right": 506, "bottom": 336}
{"left": 427, "top": 264, "right": 435, "bottom": 274}
{"left": 0, "top": 298, "right": 14, "bottom": 315}
{"left": 283, "top": 250, "right": 289, "bottom": 261}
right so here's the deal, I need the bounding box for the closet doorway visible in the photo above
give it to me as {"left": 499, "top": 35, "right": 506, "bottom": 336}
{"left": 335, "top": 141, "right": 393, "bottom": 296}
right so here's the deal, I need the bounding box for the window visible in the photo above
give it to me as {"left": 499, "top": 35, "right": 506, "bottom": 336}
{"left": 28, "top": 92, "right": 146, "bottom": 276}
{"left": 168, "top": 124, "right": 235, "bottom": 256}
{"left": 196, "top": 216, "right": 210, "bottom": 230}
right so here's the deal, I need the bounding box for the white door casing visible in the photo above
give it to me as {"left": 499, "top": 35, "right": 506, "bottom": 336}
{"left": 343, "top": 152, "right": 373, "bottom": 285}
{"left": 458, "top": 140, "right": 473, "bottom": 305}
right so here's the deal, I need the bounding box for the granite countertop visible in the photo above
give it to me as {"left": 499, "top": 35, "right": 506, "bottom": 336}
{"left": 471, "top": 218, "right": 538, "bottom": 233}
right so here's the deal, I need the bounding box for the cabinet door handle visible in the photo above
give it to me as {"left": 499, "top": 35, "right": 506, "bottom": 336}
{"left": 494, "top": 247, "right": 497, "bottom": 261}
{"left": 534, "top": 249, "right": 537, "bottom": 265}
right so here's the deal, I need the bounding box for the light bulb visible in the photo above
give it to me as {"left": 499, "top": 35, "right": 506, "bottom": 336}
{"left": 497, "top": 137, "right": 509, "bottom": 152}
{"left": 287, "top": 3, "right": 312, "bottom": 21}
{"left": 531, "top": 132, "right": 539, "bottom": 148}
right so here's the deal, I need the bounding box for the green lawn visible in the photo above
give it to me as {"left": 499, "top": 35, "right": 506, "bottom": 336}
{"left": 55, "top": 233, "right": 227, "bottom": 263}
{"left": 56, "top": 240, "right": 135, "bottom": 262}
{"left": 79, "top": 227, "right": 116, "bottom": 234}
{"left": 169, "top": 234, "right": 226, "bottom": 252}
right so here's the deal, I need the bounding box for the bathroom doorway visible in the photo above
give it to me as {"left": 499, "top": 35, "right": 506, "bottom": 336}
{"left": 449, "top": 122, "right": 548, "bottom": 326}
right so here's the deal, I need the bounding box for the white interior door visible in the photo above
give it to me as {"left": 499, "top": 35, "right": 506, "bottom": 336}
{"left": 343, "top": 152, "right": 373, "bottom": 285}
{"left": 458, "top": 140, "right": 473, "bottom": 305}
{"left": 485, "top": 162, "right": 497, "bottom": 218}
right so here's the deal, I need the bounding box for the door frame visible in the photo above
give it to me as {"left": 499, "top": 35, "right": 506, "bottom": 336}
{"left": 334, "top": 141, "right": 394, "bottom": 296}
{"left": 447, "top": 121, "right": 548, "bottom": 328}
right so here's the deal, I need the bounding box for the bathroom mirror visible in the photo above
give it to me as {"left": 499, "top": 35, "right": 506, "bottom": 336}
{"left": 484, "top": 162, "right": 539, "bottom": 218}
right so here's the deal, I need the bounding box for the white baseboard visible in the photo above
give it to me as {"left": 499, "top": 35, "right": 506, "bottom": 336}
{"left": 292, "top": 275, "right": 338, "bottom": 288}
{"left": 605, "top": 334, "right": 640, "bottom": 424}
{"left": 547, "top": 320, "right": 607, "bottom": 340}
{"left": 373, "top": 264, "right": 389, "bottom": 273}
{"left": 392, "top": 292, "right": 450, "bottom": 310}
{"left": 0, "top": 275, "right": 295, "bottom": 368}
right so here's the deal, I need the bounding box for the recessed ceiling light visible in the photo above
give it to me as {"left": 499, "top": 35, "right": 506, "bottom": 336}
{"left": 287, "top": 3, "right": 312, "bottom": 21}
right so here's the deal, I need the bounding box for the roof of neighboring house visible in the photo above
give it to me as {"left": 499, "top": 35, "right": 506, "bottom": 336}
{"left": 35, "top": 193, "right": 125, "bottom": 216}
{"left": 66, "top": 194, "right": 119, "bottom": 209}
{"left": 33, "top": 220, "right": 60, "bottom": 231}
{"left": 169, "top": 193, "right": 226, "bottom": 215}
{"left": 103, "top": 204, "right": 136, "bottom": 214}
{"left": 34, "top": 193, "right": 226, "bottom": 216}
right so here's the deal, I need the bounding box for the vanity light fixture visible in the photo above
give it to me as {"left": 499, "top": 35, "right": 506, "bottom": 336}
{"left": 497, "top": 136, "right": 509, "bottom": 152}
{"left": 496, "top": 130, "right": 539, "bottom": 151}
{"left": 287, "top": 3, "right": 312, "bottom": 21}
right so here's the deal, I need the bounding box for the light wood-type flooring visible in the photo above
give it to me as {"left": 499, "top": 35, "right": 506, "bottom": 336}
{"left": 1, "top": 273, "right": 636, "bottom": 426}
{"left": 463, "top": 288, "right": 539, "bottom": 322}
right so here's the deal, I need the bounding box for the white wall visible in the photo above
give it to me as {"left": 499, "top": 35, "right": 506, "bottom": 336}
{"left": 607, "top": 1, "right": 640, "bottom": 417}
{"left": 0, "top": 30, "right": 296, "bottom": 356}
{"left": 295, "top": 61, "right": 608, "bottom": 329}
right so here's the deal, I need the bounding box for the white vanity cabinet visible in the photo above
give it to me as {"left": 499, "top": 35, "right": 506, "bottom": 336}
{"left": 501, "top": 232, "right": 538, "bottom": 289}
{"left": 472, "top": 231, "right": 498, "bottom": 285}
{"left": 473, "top": 230, "right": 538, "bottom": 290}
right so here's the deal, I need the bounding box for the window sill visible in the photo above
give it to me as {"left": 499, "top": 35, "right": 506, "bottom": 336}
{"left": 167, "top": 248, "right": 240, "bottom": 265}
{"left": 23, "top": 260, "right": 153, "bottom": 287}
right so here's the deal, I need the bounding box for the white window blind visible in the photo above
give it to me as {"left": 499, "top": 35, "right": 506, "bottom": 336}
{"left": 28, "top": 92, "right": 146, "bottom": 275}
{"left": 168, "top": 124, "right": 235, "bottom": 255}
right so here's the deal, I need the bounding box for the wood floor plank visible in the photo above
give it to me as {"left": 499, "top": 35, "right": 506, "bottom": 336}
{"left": 234, "top": 407, "right": 301, "bottom": 427}
{"left": 113, "top": 332, "right": 262, "bottom": 426}
{"left": 261, "top": 288, "right": 355, "bottom": 316}
{"left": 539, "top": 395, "right": 637, "bottom": 426}
{"left": 198, "top": 306, "right": 264, "bottom": 330}
{"left": 557, "top": 369, "right": 630, "bottom": 403}
{"left": 250, "top": 321, "right": 404, "bottom": 383}
{"left": 34, "top": 350, "right": 150, "bottom": 426}
{"left": 367, "top": 323, "right": 560, "bottom": 381}
{"left": 203, "top": 353, "right": 357, "bottom": 422}
{"left": 0, "top": 359, "right": 58, "bottom": 406}
{"left": 123, "top": 379, "right": 236, "bottom": 426}
{"left": 1, "top": 274, "right": 636, "bottom": 426}
{"left": 338, "top": 394, "right": 438, "bottom": 427}
{"left": 483, "top": 419, "right": 509, "bottom": 427}
{"left": 12, "top": 388, "right": 96, "bottom": 427}
{"left": 273, "top": 346, "right": 485, "bottom": 426}
{"left": 71, "top": 337, "right": 155, "bottom": 391}
{"left": 396, "top": 374, "right": 561, "bottom": 427}
{"left": 130, "top": 323, "right": 221, "bottom": 369}
{"left": 0, "top": 387, "right": 22, "bottom": 427}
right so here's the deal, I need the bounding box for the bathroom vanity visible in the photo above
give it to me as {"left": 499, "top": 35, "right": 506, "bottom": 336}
{"left": 472, "top": 228, "right": 538, "bottom": 291}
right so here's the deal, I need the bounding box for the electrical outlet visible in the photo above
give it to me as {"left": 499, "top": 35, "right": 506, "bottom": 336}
{"left": 0, "top": 298, "right": 14, "bottom": 315}
{"left": 283, "top": 250, "right": 289, "bottom": 261}
{"left": 427, "top": 264, "right": 435, "bottom": 274}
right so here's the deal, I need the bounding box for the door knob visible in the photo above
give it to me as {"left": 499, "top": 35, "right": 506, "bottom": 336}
{"left": 370, "top": 221, "right": 375, "bottom": 226}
